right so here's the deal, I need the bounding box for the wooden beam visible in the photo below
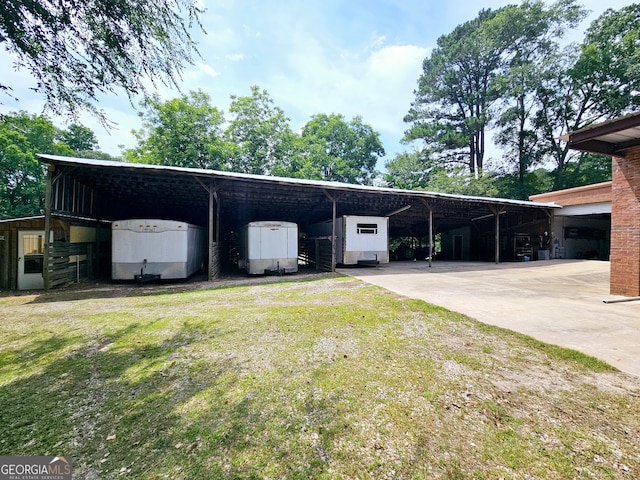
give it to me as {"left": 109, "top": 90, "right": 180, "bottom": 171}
{"left": 323, "top": 190, "right": 337, "bottom": 272}
{"left": 193, "top": 175, "right": 210, "bottom": 194}
{"left": 43, "top": 165, "right": 54, "bottom": 290}
{"left": 208, "top": 179, "right": 216, "bottom": 281}
{"left": 567, "top": 139, "right": 621, "bottom": 157}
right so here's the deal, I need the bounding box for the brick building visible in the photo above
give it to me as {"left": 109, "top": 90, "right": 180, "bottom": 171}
{"left": 530, "top": 182, "right": 611, "bottom": 262}
{"left": 562, "top": 112, "right": 640, "bottom": 297}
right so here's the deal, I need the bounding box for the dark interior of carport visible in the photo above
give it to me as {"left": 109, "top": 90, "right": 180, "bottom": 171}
{"left": 38, "top": 155, "right": 557, "bottom": 284}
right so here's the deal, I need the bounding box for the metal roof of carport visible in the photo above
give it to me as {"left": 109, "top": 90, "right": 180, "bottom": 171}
{"left": 37, "top": 154, "right": 559, "bottom": 236}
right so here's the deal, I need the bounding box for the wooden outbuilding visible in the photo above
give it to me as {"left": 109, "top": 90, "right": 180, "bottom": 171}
{"left": 0, "top": 214, "right": 110, "bottom": 290}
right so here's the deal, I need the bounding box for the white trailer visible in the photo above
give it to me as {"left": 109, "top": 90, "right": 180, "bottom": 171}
{"left": 239, "top": 221, "right": 298, "bottom": 275}
{"left": 308, "top": 215, "right": 389, "bottom": 265}
{"left": 112, "top": 219, "right": 206, "bottom": 281}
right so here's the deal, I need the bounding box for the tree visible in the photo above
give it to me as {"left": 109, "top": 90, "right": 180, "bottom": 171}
{"left": 224, "top": 86, "right": 296, "bottom": 175}
{"left": 0, "top": 128, "right": 44, "bottom": 219}
{"left": 493, "top": 0, "right": 585, "bottom": 198}
{"left": 492, "top": 168, "right": 554, "bottom": 199}
{"left": 0, "top": 0, "right": 202, "bottom": 119}
{"left": 0, "top": 112, "right": 72, "bottom": 218}
{"left": 404, "top": 8, "right": 508, "bottom": 177}
{"left": 579, "top": 4, "right": 640, "bottom": 116}
{"left": 58, "top": 124, "right": 99, "bottom": 152}
{"left": 425, "top": 167, "right": 499, "bottom": 197}
{"left": 561, "top": 153, "right": 612, "bottom": 188}
{"left": 298, "top": 114, "right": 383, "bottom": 185}
{"left": 533, "top": 4, "right": 640, "bottom": 190}
{"left": 384, "top": 151, "right": 432, "bottom": 190}
{"left": 125, "top": 90, "right": 226, "bottom": 170}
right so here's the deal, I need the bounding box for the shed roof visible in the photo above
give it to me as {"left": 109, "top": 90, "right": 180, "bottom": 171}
{"left": 37, "top": 154, "right": 558, "bottom": 235}
{"left": 560, "top": 112, "right": 640, "bottom": 157}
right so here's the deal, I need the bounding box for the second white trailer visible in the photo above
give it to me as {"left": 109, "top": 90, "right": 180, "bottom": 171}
{"left": 308, "top": 215, "right": 389, "bottom": 265}
{"left": 239, "top": 221, "right": 299, "bottom": 275}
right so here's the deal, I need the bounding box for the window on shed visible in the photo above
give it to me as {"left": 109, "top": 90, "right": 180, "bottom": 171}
{"left": 357, "top": 223, "right": 378, "bottom": 235}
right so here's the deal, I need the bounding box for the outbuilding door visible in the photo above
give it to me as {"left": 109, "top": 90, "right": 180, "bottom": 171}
{"left": 18, "top": 231, "right": 45, "bottom": 290}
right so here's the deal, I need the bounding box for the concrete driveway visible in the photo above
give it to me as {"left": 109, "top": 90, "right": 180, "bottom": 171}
{"left": 339, "top": 260, "right": 640, "bottom": 378}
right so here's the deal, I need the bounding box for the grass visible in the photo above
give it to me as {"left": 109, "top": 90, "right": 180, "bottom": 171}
{"left": 0, "top": 274, "right": 639, "bottom": 479}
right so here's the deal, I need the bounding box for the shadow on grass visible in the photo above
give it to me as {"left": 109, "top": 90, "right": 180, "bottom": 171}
{"left": 0, "top": 318, "right": 342, "bottom": 479}
{"left": 23, "top": 270, "right": 341, "bottom": 305}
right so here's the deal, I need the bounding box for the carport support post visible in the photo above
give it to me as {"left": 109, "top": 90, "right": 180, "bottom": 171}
{"left": 545, "top": 209, "right": 553, "bottom": 258}
{"left": 420, "top": 199, "right": 434, "bottom": 267}
{"left": 429, "top": 207, "right": 433, "bottom": 267}
{"left": 331, "top": 196, "right": 336, "bottom": 272}
{"left": 323, "top": 190, "right": 337, "bottom": 272}
{"left": 208, "top": 180, "right": 220, "bottom": 281}
{"left": 490, "top": 205, "right": 505, "bottom": 264}
{"left": 195, "top": 176, "right": 219, "bottom": 281}
{"left": 43, "top": 164, "right": 54, "bottom": 291}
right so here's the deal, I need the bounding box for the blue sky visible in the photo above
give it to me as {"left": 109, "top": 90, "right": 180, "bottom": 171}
{"left": 0, "top": 0, "right": 632, "bottom": 168}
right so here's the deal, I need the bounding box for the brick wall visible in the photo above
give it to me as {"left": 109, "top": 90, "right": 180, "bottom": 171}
{"left": 610, "top": 148, "right": 640, "bottom": 296}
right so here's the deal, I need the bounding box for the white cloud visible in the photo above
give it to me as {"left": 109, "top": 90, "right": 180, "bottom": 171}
{"left": 197, "top": 63, "right": 221, "bottom": 77}
{"left": 225, "top": 53, "right": 245, "bottom": 62}
{"left": 260, "top": 38, "right": 429, "bottom": 159}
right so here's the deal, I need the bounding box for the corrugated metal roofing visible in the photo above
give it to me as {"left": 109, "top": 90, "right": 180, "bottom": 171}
{"left": 37, "top": 154, "right": 558, "bottom": 209}
{"left": 35, "top": 154, "right": 559, "bottom": 239}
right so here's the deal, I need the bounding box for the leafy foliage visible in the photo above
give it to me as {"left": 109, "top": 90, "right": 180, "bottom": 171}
{"left": 384, "top": 151, "right": 432, "bottom": 190}
{"left": 400, "top": 2, "right": 640, "bottom": 196}
{"left": 58, "top": 124, "right": 98, "bottom": 152}
{"left": 0, "top": 112, "right": 105, "bottom": 218}
{"left": 425, "top": 167, "right": 500, "bottom": 198}
{"left": 125, "top": 90, "right": 226, "bottom": 170}
{"left": 0, "top": 0, "right": 202, "bottom": 120}
{"left": 298, "top": 114, "right": 383, "bottom": 185}
{"left": 561, "top": 153, "right": 612, "bottom": 188}
{"left": 125, "top": 87, "right": 384, "bottom": 185}
{"left": 224, "top": 86, "right": 297, "bottom": 175}
{"left": 494, "top": 0, "right": 586, "bottom": 197}
{"left": 579, "top": 4, "right": 640, "bottom": 116}
{"left": 0, "top": 128, "right": 45, "bottom": 219}
{"left": 0, "top": 113, "right": 65, "bottom": 218}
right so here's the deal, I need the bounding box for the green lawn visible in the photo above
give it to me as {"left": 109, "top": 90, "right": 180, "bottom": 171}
{"left": 1, "top": 275, "right": 639, "bottom": 479}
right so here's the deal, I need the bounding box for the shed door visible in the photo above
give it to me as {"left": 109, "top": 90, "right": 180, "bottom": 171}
{"left": 18, "top": 231, "right": 45, "bottom": 290}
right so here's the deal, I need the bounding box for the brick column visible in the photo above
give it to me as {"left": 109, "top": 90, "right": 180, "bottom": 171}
{"left": 610, "top": 148, "right": 640, "bottom": 296}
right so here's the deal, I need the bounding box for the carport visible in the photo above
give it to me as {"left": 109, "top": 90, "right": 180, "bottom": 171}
{"left": 35, "top": 155, "right": 558, "bottom": 289}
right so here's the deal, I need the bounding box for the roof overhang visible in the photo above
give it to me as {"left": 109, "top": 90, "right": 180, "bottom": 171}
{"left": 36, "top": 154, "right": 559, "bottom": 236}
{"left": 561, "top": 112, "right": 640, "bottom": 157}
